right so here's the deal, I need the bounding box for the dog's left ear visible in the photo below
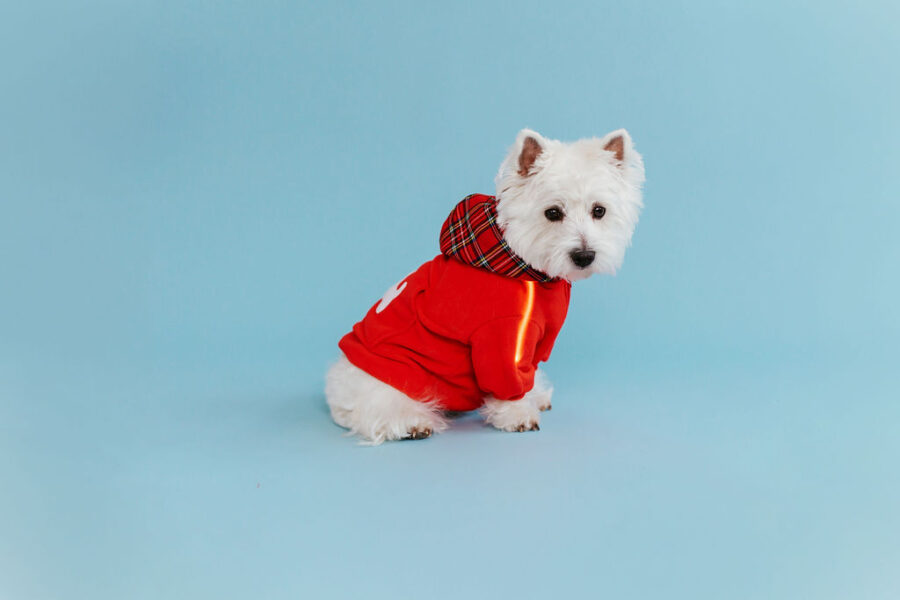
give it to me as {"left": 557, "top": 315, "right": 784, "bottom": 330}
{"left": 598, "top": 128, "right": 645, "bottom": 188}
{"left": 599, "top": 128, "right": 644, "bottom": 187}
{"left": 600, "top": 129, "right": 633, "bottom": 165}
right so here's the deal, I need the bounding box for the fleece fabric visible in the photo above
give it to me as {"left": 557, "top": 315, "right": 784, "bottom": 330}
{"left": 338, "top": 194, "right": 571, "bottom": 411}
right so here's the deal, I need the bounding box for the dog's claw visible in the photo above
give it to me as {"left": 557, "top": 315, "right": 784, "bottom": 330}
{"left": 406, "top": 426, "right": 432, "bottom": 440}
{"left": 513, "top": 422, "right": 539, "bottom": 432}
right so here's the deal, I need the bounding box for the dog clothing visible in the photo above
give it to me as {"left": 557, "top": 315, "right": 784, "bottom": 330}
{"left": 339, "top": 194, "right": 571, "bottom": 412}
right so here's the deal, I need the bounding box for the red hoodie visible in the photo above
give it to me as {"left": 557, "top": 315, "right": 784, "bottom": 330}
{"left": 339, "top": 194, "right": 571, "bottom": 412}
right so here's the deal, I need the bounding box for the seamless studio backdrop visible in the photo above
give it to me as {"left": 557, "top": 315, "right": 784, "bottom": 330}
{"left": 1, "top": 2, "right": 898, "bottom": 599}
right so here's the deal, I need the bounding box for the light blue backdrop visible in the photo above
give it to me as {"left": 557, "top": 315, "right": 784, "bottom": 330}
{"left": 2, "top": 2, "right": 898, "bottom": 599}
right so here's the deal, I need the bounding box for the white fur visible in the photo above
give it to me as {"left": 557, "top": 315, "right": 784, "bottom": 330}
{"left": 325, "top": 354, "right": 448, "bottom": 445}
{"left": 479, "top": 369, "right": 554, "bottom": 431}
{"left": 326, "top": 128, "right": 644, "bottom": 443}
{"left": 495, "top": 128, "right": 645, "bottom": 281}
{"left": 529, "top": 368, "right": 554, "bottom": 411}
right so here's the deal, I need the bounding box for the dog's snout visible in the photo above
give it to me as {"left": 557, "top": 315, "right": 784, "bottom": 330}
{"left": 570, "top": 249, "right": 596, "bottom": 268}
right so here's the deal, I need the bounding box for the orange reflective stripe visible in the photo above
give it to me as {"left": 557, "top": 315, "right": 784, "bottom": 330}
{"left": 514, "top": 281, "right": 535, "bottom": 364}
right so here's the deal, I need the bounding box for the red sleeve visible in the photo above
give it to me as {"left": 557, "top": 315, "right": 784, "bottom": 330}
{"left": 534, "top": 321, "right": 561, "bottom": 363}
{"left": 469, "top": 317, "right": 543, "bottom": 401}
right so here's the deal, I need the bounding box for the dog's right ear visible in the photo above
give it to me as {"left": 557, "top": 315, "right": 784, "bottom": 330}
{"left": 514, "top": 129, "right": 547, "bottom": 177}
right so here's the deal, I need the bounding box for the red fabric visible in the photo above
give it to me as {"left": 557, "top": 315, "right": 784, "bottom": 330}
{"left": 339, "top": 194, "right": 572, "bottom": 412}
{"left": 339, "top": 267, "right": 571, "bottom": 412}
{"left": 440, "top": 194, "right": 554, "bottom": 282}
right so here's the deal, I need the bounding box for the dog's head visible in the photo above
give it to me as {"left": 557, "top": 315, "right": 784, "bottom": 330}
{"left": 495, "top": 128, "right": 645, "bottom": 282}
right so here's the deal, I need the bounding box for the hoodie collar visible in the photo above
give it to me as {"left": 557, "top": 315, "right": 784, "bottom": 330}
{"left": 439, "top": 194, "right": 555, "bottom": 283}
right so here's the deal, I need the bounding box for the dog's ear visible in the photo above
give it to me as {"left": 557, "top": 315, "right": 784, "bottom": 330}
{"left": 599, "top": 128, "right": 644, "bottom": 187}
{"left": 600, "top": 128, "right": 633, "bottom": 165}
{"left": 514, "top": 129, "right": 547, "bottom": 177}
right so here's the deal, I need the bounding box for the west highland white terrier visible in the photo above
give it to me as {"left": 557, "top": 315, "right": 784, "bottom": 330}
{"left": 326, "top": 128, "right": 645, "bottom": 444}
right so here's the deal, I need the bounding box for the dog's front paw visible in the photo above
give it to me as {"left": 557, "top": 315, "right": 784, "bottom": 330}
{"left": 479, "top": 397, "right": 542, "bottom": 433}
{"left": 528, "top": 369, "right": 553, "bottom": 411}
{"left": 530, "top": 388, "right": 553, "bottom": 412}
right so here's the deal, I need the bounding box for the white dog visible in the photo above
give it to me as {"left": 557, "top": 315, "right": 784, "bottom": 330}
{"left": 326, "top": 128, "right": 644, "bottom": 444}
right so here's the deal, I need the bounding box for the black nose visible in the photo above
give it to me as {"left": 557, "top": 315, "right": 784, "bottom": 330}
{"left": 570, "top": 249, "right": 596, "bottom": 268}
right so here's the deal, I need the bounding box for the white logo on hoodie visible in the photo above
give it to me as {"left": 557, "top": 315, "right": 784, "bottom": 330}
{"left": 376, "top": 280, "right": 407, "bottom": 314}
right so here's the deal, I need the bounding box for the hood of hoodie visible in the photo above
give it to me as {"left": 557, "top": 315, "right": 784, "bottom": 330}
{"left": 439, "top": 194, "right": 554, "bottom": 283}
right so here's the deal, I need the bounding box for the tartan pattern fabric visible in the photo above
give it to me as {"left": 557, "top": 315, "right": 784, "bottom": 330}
{"left": 439, "top": 194, "right": 554, "bottom": 282}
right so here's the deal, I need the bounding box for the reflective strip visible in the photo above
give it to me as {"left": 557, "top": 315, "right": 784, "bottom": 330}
{"left": 514, "top": 281, "right": 535, "bottom": 364}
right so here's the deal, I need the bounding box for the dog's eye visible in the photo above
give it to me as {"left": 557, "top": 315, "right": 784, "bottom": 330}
{"left": 544, "top": 207, "right": 564, "bottom": 222}
{"left": 592, "top": 205, "right": 607, "bottom": 220}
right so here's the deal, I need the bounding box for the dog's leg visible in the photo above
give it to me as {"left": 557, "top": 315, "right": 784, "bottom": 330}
{"left": 325, "top": 354, "right": 447, "bottom": 445}
{"left": 480, "top": 396, "right": 541, "bottom": 432}
{"left": 479, "top": 369, "right": 553, "bottom": 432}
{"left": 527, "top": 368, "right": 553, "bottom": 412}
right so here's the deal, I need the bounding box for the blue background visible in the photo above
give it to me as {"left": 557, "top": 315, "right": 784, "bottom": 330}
{"left": 2, "top": 1, "right": 898, "bottom": 598}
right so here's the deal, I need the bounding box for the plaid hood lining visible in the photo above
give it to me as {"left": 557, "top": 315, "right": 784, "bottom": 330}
{"left": 439, "top": 194, "right": 554, "bottom": 283}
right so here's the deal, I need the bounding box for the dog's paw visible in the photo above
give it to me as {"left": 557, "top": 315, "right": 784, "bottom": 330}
{"left": 404, "top": 426, "right": 433, "bottom": 440}
{"left": 497, "top": 416, "right": 541, "bottom": 433}
{"left": 531, "top": 389, "right": 552, "bottom": 412}
{"left": 512, "top": 420, "right": 540, "bottom": 432}
{"left": 479, "top": 397, "right": 542, "bottom": 433}
{"left": 529, "top": 370, "right": 553, "bottom": 411}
